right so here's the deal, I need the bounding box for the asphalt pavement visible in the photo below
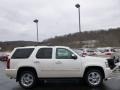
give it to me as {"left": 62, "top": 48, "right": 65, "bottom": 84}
{"left": 0, "top": 62, "right": 120, "bottom": 90}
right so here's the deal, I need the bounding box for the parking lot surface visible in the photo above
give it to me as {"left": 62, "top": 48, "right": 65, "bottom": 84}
{"left": 0, "top": 62, "right": 120, "bottom": 90}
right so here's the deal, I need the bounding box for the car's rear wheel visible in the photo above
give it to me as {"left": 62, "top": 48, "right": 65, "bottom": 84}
{"left": 84, "top": 69, "right": 103, "bottom": 87}
{"left": 19, "top": 71, "right": 37, "bottom": 89}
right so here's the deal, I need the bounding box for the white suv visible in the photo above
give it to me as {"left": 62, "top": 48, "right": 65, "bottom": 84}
{"left": 5, "top": 46, "right": 112, "bottom": 89}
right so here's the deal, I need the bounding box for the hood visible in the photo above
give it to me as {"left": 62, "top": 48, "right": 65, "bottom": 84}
{"left": 84, "top": 56, "right": 107, "bottom": 63}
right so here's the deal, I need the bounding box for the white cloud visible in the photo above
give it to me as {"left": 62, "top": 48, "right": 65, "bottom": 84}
{"left": 0, "top": 0, "right": 120, "bottom": 41}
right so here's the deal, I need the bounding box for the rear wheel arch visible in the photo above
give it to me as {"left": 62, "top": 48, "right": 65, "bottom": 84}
{"left": 16, "top": 66, "right": 38, "bottom": 81}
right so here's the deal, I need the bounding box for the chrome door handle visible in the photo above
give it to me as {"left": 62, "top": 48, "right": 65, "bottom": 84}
{"left": 55, "top": 61, "right": 62, "bottom": 64}
{"left": 34, "top": 61, "right": 40, "bottom": 64}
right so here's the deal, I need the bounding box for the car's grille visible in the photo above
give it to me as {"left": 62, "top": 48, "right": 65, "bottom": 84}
{"left": 107, "top": 58, "right": 116, "bottom": 69}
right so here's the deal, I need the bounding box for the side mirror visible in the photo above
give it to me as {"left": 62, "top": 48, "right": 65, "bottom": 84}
{"left": 71, "top": 54, "right": 77, "bottom": 59}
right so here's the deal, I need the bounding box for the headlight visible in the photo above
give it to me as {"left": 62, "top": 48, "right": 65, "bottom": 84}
{"left": 105, "top": 62, "right": 109, "bottom": 68}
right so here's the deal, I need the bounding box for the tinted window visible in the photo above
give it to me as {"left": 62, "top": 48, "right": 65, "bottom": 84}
{"left": 11, "top": 48, "right": 34, "bottom": 59}
{"left": 56, "top": 48, "right": 73, "bottom": 59}
{"left": 36, "top": 48, "right": 52, "bottom": 59}
{"left": 105, "top": 49, "right": 109, "bottom": 52}
{"left": 111, "top": 49, "right": 116, "bottom": 52}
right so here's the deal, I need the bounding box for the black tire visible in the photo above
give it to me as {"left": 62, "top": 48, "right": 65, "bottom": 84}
{"left": 84, "top": 69, "right": 103, "bottom": 87}
{"left": 36, "top": 80, "right": 45, "bottom": 86}
{"left": 18, "top": 71, "right": 37, "bottom": 89}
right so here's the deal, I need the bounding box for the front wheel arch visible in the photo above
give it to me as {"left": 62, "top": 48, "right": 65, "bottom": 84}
{"left": 83, "top": 66, "right": 105, "bottom": 79}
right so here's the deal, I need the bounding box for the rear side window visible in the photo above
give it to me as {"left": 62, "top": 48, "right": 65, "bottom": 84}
{"left": 36, "top": 48, "right": 52, "bottom": 59}
{"left": 11, "top": 48, "right": 34, "bottom": 59}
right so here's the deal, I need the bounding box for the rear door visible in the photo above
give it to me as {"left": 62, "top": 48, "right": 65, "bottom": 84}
{"left": 35, "top": 47, "right": 56, "bottom": 77}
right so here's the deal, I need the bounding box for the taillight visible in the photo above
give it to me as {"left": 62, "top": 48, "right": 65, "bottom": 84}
{"left": 82, "top": 53, "right": 87, "bottom": 57}
{"left": 82, "top": 53, "right": 87, "bottom": 55}
{"left": 93, "top": 53, "right": 96, "bottom": 55}
{"left": 7, "top": 59, "right": 10, "bottom": 69}
{"left": 106, "top": 53, "right": 111, "bottom": 55}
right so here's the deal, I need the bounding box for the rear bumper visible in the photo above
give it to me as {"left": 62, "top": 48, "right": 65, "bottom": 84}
{"left": 5, "top": 69, "right": 17, "bottom": 79}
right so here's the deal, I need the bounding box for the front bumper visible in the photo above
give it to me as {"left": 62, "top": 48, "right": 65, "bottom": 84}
{"left": 5, "top": 69, "right": 17, "bottom": 79}
{"left": 104, "top": 68, "right": 112, "bottom": 79}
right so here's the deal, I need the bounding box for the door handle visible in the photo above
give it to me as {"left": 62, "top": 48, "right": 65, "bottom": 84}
{"left": 33, "top": 61, "right": 40, "bottom": 64}
{"left": 55, "top": 61, "right": 62, "bottom": 64}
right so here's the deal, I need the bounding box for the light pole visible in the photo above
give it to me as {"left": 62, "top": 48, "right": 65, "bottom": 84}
{"left": 33, "top": 19, "right": 39, "bottom": 42}
{"left": 75, "top": 3, "right": 81, "bottom": 32}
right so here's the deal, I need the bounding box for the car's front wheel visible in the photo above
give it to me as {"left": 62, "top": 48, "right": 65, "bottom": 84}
{"left": 18, "top": 71, "right": 37, "bottom": 89}
{"left": 84, "top": 69, "right": 103, "bottom": 87}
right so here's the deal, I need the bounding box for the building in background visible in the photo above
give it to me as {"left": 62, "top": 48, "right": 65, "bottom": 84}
{"left": 82, "top": 40, "right": 98, "bottom": 48}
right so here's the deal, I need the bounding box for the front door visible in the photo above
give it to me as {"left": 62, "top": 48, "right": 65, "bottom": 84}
{"left": 53, "top": 48, "right": 81, "bottom": 77}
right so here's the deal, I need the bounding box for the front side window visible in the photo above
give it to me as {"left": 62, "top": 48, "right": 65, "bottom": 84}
{"left": 36, "top": 48, "right": 52, "bottom": 59}
{"left": 11, "top": 48, "right": 34, "bottom": 59}
{"left": 56, "top": 48, "right": 73, "bottom": 59}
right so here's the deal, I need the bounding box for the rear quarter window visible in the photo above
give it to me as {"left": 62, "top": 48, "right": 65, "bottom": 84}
{"left": 11, "top": 48, "right": 34, "bottom": 59}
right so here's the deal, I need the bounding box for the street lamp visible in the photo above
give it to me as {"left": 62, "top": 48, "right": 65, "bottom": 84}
{"left": 33, "top": 19, "right": 39, "bottom": 42}
{"left": 75, "top": 3, "right": 81, "bottom": 32}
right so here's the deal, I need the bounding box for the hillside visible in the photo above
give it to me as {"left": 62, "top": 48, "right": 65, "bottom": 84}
{"left": 0, "top": 41, "right": 40, "bottom": 51}
{"left": 42, "top": 27, "right": 120, "bottom": 48}
{"left": 0, "top": 27, "right": 120, "bottom": 51}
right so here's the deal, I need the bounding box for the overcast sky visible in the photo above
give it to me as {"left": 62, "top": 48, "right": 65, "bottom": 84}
{"left": 0, "top": 0, "right": 120, "bottom": 41}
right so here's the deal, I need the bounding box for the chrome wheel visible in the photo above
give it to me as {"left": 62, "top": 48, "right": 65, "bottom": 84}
{"left": 88, "top": 72, "right": 101, "bottom": 86}
{"left": 21, "top": 73, "right": 34, "bottom": 87}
